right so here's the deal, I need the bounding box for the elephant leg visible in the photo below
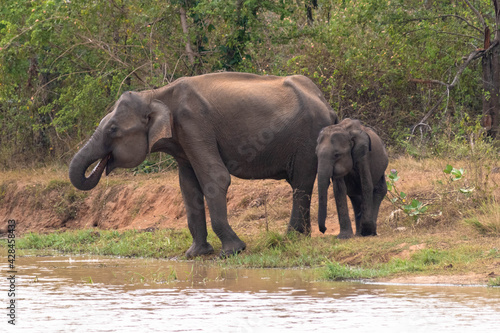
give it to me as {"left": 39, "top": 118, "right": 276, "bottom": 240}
{"left": 333, "top": 178, "right": 354, "bottom": 238}
{"left": 204, "top": 167, "right": 246, "bottom": 257}
{"left": 349, "top": 195, "right": 363, "bottom": 236}
{"left": 356, "top": 157, "right": 376, "bottom": 236}
{"left": 370, "top": 175, "right": 388, "bottom": 235}
{"left": 286, "top": 164, "right": 316, "bottom": 235}
{"left": 179, "top": 164, "right": 214, "bottom": 258}
{"left": 287, "top": 187, "right": 313, "bottom": 235}
{"left": 191, "top": 162, "right": 246, "bottom": 257}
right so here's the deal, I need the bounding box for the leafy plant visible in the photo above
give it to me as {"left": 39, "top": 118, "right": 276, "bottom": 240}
{"left": 1, "top": 0, "right": 496, "bottom": 168}
{"left": 443, "top": 164, "right": 465, "bottom": 182}
{"left": 386, "top": 169, "right": 428, "bottom": 219}
{"left": 131, "top": 155, "right": 177, "bottom": 174}
{"left": 443, "top": 164, "right": 474, "bottom": 195}
{"left": 132, "top": 160, "right": 160, "bottom": 175}
{"left": 403, "top": 199, "right": 429, "bottom": 218}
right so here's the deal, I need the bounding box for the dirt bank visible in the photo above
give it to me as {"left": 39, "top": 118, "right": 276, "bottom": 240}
{"left": 1, "top": 157, "right": 499, "bottom": 285}
{"left": 1, "top": 157, "right": 498, "bottom": 236}
{"left": 0, "top": 166, "right": 358, "bottom": 236}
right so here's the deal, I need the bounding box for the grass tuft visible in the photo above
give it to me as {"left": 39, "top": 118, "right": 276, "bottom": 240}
{"left": 6, "top": 227, "right": 498, "bottom": 284}
{"left": 487, "top": 277, "right": 500, "bottom": 287}
{"left": 464, "top": 201, "right": 500, "bottom": 236}
{"left": 322, "top": 262, "right": 380, "bottom": 280}
{"left": 16, "top": 229, "right": 194, "bottom": 258}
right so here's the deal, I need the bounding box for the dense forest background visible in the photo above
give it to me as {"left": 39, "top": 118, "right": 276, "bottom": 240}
{"left": 1, "top": 0, "right": 498, "bottom": 168}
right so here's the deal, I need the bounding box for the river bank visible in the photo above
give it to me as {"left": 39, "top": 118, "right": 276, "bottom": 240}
{"left": 1, "top": 156, "right": 499, "bottom": 285}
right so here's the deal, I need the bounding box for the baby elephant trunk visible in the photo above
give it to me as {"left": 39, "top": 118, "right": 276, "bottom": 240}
{"left": 317, "top": 160, "right": 334, "bottom": 234}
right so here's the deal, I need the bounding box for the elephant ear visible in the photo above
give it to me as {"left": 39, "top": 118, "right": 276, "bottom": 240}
{"left": 350, "top": 129, "right": 371, "bottom": 161}
{"left": 148, "top": 99, "right": 173, "bottom": 153}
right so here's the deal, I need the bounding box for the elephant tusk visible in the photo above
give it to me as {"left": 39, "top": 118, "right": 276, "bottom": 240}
{"left": 88, "top": 153, "right": 111, "bottom": 178}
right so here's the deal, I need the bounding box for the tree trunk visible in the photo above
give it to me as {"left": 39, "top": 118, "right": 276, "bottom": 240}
{"left": 482, "top": 46, "right": 500, "bottom": 138}
{"left": 481, "top": 2, "right": 500, "bottom": 139}
{"left": 179, "top": 6, "right": 195, "bottom": 65}
{"left": 305, "top": 0, "right": 318, "bottom": 26}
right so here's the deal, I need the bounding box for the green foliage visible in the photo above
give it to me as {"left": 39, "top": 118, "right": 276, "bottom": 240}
{"left": 386, "top": 161, "right": 483, "bottom": 225}
{"left": 132, "top": 160, "right": 160, "bottom": 175}
{"left": 383, "top": 250, "right": 447, "bottom": 274}
{"left": 464, "top": 201, "right": 500, "bottom": 236}
{"left": 131, "top": 154, "right": 177, "bottom": 174}
{"left": 6, "top": 228, "right": 498, "bottom": 283}
{"left": 386, "top": 169, "right": 428, "bottom": 219}
{"left": 488, "top": 276, "right": 500, "bottom": 287}
{"left": 322, "top": 261, "right": 379, "bottom": 281}
{"left": 1, "top": 0, "right": 497, "bottom": 168}
{"left": 16, "top": 229, "right": 195, "bottom": 258}
{"left": 443, "top": 164, "right": 465, "bottom": 182}
{"left": 403, "top": 199, "right": 429, "bottom": 218}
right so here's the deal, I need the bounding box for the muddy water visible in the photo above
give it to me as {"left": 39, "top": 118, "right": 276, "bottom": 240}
{"left": 1, "top": 254, "right": 499, "bottom": 333}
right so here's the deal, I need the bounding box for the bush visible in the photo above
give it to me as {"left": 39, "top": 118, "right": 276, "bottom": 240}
{"left": 0, "top": 1, "right": 496, "bottom": 168}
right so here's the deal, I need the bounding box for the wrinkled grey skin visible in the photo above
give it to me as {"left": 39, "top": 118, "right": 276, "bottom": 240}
{"left": 316, "top": 118, "right": 388, "bottom": 238}
{"left": 69, "top": 72, "right": 337, "bottom": 257}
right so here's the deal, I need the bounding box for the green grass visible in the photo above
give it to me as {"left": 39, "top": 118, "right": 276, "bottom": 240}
{"left": 14, "top": 229, "right": 195, "bottom": 258}
{"left": 322, "top": 262, "right": 381, "bottom": 280}
{"left": 225, "top": 231, "right": 337, "bottom": 268}
{"left": 488, "top": 277, "right": 500, "bottom": 287}
{"left": 464, "top": 201, "right": 500, "bottom": 236}
{"left": 2, "top": 228, "right": 498, "bottom": 283}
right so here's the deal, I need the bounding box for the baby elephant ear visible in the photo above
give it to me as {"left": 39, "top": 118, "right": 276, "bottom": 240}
{"left": 350, "top": 129, "right": 371, "bottom": 160}
{"left": 148, "top": 99, "right": 173, "bottom": 153}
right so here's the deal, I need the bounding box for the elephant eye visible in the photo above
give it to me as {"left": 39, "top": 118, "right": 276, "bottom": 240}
{"left": 109, "top": 125, "right": 118, "bottom": 133}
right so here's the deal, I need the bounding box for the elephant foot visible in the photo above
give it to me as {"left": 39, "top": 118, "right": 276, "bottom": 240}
{"left": 286, "top": 224, "right": 311, "bottom": 236}
{"left": 219, "top": 239, "right": 247, "bottom": 258}
{"left": 360, "top": 223, "right": 377, "bottom": 237}
{"left": 337, "top": 230, "right": 354, "bottom": 239}
{"left": 185, "top": 242, "right": 215, "bottom": 259}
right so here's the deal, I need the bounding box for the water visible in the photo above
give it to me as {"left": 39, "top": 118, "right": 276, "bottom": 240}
{"left": 1, "top": 254, "right": 499, "bottom": 332}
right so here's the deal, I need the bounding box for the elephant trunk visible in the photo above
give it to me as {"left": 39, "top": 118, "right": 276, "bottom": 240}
{"left": 69, "top": 132, "right": 110, "bottom": 191}
{"left": 317, "top": 159, "right": 333, "bottom": 234}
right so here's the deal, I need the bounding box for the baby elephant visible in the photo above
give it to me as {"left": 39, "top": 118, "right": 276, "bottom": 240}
{"left": 316, "top": 118, "right": 388, "bottom": 238}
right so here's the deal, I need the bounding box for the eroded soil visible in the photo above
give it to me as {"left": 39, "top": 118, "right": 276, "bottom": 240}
{"left": 1, "top": 157, "right": 499, "bottom": 285}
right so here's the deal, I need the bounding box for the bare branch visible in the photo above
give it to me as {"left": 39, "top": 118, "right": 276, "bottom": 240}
{"left": 77, "top": 34, "right": 129, "bottom": 67}
{"left": 116, "top": 62, "right": 150, "bottom": 98}
{"left": 411, "top": 122, "right": 432, "bottom": 141}
{"left": 401, "top": 14, "right": 483, "bottom": 35}
{"left": 471, "top": 39, "right": 499, "bottom": 60}
{"left": 449, "top": 48, "right": 483, "bottom": 87}
{"left": 31, "top": 70, "right": 96, "bottom": 100}
{"left": 49, "top": 41, "right": 93, "bottom": 69}
{"left": 463, "top": 0, "right": 487, "bottom": 29}
{"left": 417, "top": 91, "right": 448, "bottom": 126}
{"left": 409, "top": 78, "right": 448, "bottom": 87}
{"left": 403, "top": 27, "right": 480, "bottom": 41}
{"left": 411, "top": 40, "right": 500, "bottom": 130}
{"left": 1, "top": 16, "right": 69, "bottom": 49}
{"left": 412, "top": 42, "right": 497, "bottom": 90}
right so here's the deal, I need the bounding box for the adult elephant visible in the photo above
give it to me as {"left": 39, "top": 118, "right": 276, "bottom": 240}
{"left": 316, "top": 118, "right": 388, "bottom": 238}
{"left": 69, "top": 72, "right": 338, "bottom": 257}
